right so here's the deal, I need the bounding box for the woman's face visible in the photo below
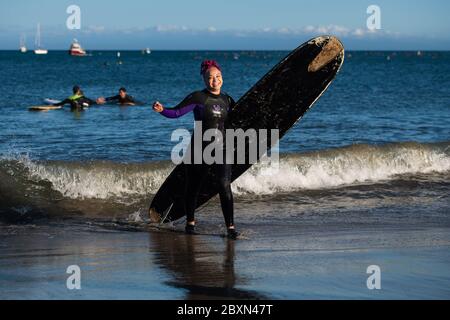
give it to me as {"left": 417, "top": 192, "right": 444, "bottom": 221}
{"left": 203, "top": 67, "right": 223, "bottom": 92}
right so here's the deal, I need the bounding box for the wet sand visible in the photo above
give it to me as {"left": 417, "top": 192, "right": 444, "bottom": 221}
{"left": 1, "top": 217, "right": 449, "bottom": 300}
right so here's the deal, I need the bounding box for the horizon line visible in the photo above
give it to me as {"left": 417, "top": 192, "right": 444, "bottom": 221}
{"left": 1, "top": 49, "right": 449, "bottom": 52}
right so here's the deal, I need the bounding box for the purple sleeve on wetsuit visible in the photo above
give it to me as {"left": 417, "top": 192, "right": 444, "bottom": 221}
{"left": 160, "top": 103, "right": 197, "bottom": 118}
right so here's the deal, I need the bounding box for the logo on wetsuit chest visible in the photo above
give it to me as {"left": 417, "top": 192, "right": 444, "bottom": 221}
{"left": 211, "top": 104, "right": 223, "bottom": 117}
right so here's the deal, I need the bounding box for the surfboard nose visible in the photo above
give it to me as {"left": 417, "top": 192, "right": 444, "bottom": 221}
{"left": 308, "top": 36, "right": 344, "bottom": 73}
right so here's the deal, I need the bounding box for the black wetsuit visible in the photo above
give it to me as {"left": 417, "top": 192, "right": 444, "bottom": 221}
{"left": 160, "top": 89, "right": 236, "bottom": 227}
{"left": 54, "top": 94, "right": 96, "bottom": 110}
{"left": 105, "top": 94, "right": 136, "bottom": 105}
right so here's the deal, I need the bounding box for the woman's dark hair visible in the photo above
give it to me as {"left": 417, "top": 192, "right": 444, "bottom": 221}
{"left": 200, "top": 60, "right": 221, "bottom": 75}
{"left": 119, "top": 87, "right": 127, "bottom": 92}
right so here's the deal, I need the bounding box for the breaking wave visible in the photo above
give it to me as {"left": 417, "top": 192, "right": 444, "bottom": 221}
{"left": 1, "top": 141, "right": 448, "bottom": 202}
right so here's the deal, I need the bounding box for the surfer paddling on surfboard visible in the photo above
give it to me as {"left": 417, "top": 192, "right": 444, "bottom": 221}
{"left": 52, "top": 85, "right": 100, "bottom": 111}
{"left": 152, "top": 60, "right": 239, "bottom": 239}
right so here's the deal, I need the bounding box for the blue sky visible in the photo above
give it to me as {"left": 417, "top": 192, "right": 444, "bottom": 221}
{"left": 1, "top": 0, "right": 450, "bottom": 50}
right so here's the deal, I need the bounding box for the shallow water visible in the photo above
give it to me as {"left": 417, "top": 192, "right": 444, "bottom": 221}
{"left": 1, "top": 220, "right": 450, "bottom": 299}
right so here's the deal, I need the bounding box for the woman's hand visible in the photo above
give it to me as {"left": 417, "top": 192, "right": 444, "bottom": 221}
{"left": 152, "top": 101, "right": 164, "bottom": 112}
{"left": 96, "top": 97, "right": 106, "bottom": 104}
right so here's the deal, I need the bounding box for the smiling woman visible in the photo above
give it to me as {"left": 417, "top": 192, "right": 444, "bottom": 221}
{"left": 152, "top": 59, "right": 238, "bottom": 238}
{"left": 1, "top": 0, "right": 450, "bottom": 304}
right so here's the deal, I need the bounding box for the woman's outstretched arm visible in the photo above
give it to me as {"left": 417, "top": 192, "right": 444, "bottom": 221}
{"left": 154, "top": 92, "right": 199, "bottom": 118}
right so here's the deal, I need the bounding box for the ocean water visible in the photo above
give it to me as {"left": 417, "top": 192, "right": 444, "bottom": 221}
{"left": 0, "top": 49, "right": 449, "bottom": 299}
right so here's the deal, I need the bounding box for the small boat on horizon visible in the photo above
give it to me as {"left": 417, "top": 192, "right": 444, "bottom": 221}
{"left": 69, "top": 39, "right": 87, "bottom": 56}
{"left": 34, "top": 23, "right": 48, "bottom": 55}
{"left": 142, "top": 48, "right": 151, "bottom": 54}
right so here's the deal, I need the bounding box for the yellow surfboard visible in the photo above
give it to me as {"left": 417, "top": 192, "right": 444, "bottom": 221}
{"left": 28, "top": 105, "right": 63, "bottom": 112}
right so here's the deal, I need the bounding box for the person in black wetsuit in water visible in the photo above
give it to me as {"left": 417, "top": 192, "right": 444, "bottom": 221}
{"left": 97, "top": 87, "right": 137, "bottom": 105}
{"left": 53, "top": 85, "right": 98, "bottom": 111}
{"left": 152, "top": 60, "right": 239, "bottom": 239}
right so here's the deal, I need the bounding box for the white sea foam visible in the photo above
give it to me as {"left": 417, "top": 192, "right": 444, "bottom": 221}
{"left": 233, "top": 143, "right": 450, "bottom": 195}
{"left": 22, "top": 160, "right": 171, "bottom": 200}
{"left": 3, "top": 142, "right": 449, "bottom": 199}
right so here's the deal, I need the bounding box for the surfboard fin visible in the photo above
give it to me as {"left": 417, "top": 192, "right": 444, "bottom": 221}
{"left": 160, "top": 203, "right": 174, "bottom": 225}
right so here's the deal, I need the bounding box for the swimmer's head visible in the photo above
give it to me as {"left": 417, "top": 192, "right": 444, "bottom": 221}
{"left": 119, "top": 87, "right": 127, "bottom": 98}
{"left": 73, "top": 85, "right": 81, "bottom": 94}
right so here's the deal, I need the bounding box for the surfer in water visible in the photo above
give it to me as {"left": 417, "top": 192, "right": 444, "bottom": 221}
{"left": 53, "top": 85, "right": 99, "bottom": 111}
{"left": 152, "top": 60, "right": 239, "bottom": 239}
{"left": 97, "top": 87, "right": 137, "bottom": 106}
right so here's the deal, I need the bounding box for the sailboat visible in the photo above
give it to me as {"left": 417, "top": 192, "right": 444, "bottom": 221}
{"left": 19, "top": 34, "right": 27, "bottom": 53}
{"left": 34, "top": 23, "right": 48, "bottom": 55}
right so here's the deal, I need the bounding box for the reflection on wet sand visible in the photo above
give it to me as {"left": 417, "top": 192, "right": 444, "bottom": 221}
{"left": 148, "top": 231, "right": 267, "bottom": 300}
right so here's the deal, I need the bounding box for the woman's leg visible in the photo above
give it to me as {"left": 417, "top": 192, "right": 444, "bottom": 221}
{"left": 184, "top": 164, "right": 208, "bottom": 226}
{"left": 216, "top": 163, "right": 235, "bottom": 229}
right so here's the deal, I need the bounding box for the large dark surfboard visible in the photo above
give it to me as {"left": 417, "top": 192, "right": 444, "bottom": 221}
{"left": 149, "top": 35, "right": 345, "bottom": 223}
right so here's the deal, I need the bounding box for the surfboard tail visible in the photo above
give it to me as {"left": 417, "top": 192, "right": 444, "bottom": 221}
{"left": 149, "top": 207, "right": 162, "bottom": 223}
{"left": 149, "top": 203, "right": 174, "bottom": 225}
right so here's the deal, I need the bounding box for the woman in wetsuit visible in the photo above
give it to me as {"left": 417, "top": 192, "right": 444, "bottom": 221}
{"left": 153, "top": 60, "right": 238, "bottom": 239}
